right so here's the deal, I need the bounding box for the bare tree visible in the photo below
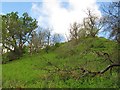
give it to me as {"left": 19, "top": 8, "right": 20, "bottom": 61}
{"left": 52, "top": 33, "right": 61, "bottom": 44}
{"left": 44, "top": 28, "right": 52, "bottom": 46}
{"left": 101, "top": 2, "right": 120, "bottom": 65}
{"left": 69, "top": 9, "right": 104, "bottom": 41}
{"left": 101, "top": 2, "right": 120, "bottom": 43}
{"left": 29, "top": 31, "right": 40, "bottom": 54}
{"left": 69, "top": 22, "right": 81, "bottom": 40}
{"left": 83, "top": 8, "right": 104, "bottom": 37}
{"left": 38, "top": 30, "right": 46, "bottom": 48}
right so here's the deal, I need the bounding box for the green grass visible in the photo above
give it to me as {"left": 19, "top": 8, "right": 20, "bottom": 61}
{"left": 2, "top": 37, "right": 119, "bottom": 88}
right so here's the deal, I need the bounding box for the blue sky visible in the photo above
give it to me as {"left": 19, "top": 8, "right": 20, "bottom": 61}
{"left": 1, "top": 2, "right": 105, "bottom": 19}
{"left": 1, "top": 2, "right": 106, "bottom": 14}
{"left": 1, "top": 2, "right": 103, "bottom": 17}
{"left": 2, "top": 2, "right": 33, "bottom": 17}
{"left": 1, "top": 2, "right": 71, "bottom": 17}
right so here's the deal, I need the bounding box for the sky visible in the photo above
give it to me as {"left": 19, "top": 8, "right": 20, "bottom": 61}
{"left": 31, "top": 0, "right": 102, "bottom": 36}
{"left": 1, "top": 0, "right": 110, "bottom": 40}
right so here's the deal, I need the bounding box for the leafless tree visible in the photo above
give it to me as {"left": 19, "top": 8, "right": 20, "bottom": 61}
{"left": 101, "top": 2, "right": 120, "bottom": 43}
{"left": 69, "top": 22, "right": 81, "bottom": 41}
{"left": 44, "top": 28, "right": 52, "bottom": 46}
{"left": 52, "top": 33, "right": 61, "bottom": 44}
{"left": 83, "top": 8, "right": 104, "bottom": 37}
{"left": 69, "top": 9, "right": 104, "bottom": 41}
{"left": 29, "top": 31, "right": 40, "bottom": 54}
{"left": 101, "top": 2, "right": 120, "bottom": 65}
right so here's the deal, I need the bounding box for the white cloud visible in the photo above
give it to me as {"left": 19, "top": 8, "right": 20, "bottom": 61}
{"left": 31, "top": 0, "right": 101, "bottom": 40}
{"left": 0, "top": 12, "right": 5, "bottom": 15}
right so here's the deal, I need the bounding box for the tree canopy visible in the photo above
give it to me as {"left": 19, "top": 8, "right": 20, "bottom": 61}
{"left": 2, "top": 12, "right": 38, "bottom": 60}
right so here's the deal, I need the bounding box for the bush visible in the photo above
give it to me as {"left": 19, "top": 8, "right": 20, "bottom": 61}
{"left": 22, "top": 46, "right": 29, "bottom": 54}
{"left": 8, "top": 51, "right": 20, "bottom": 60}
{"left": 45, "top": 45, "right": 51, "bottom": 53}
{"left": 2, "top": 53, "right": 9, "bottom": 64}
{"left": 2, "top": 51, "right": 20, "bottom": 64}
{"left": 55, "top": 43, "right": 60, "bottom": 48}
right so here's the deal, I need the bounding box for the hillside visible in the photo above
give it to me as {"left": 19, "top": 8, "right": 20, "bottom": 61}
{"left": 2, "top": 37, "right": 119, "bottom": 88}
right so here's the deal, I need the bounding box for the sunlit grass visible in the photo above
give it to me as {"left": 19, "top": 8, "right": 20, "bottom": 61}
{"left": 2, "top": 37, "right": 119, "bottom": 88}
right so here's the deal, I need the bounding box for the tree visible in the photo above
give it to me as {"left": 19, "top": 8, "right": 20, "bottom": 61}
{"left": 101, "top": 2, "right": 120, "bottom": 43}
{"left": 82, "top": 9, "right": 104, "bottom": 37}
{"left": 44, "top": 28, "right": 52, "bottom": 46}
{"left": 29, "top": 31, "right": 40, "bottom": 53}
{"left": 37, "top": 28, "right": 46, "bottom": 48}
{"left": 101, "top": 2, "right": 120, "bottom": 65}
{"left": 69, "top": 9, "right": 104, "bottom": 41}
{"left": 29, "top": 27, "right": 53, "bottom": 54}
{"left": 2, "top": 12, "right": 38, "bottom": 60}
{"left": 69, "top": 22, "right": 81, "bottom": 40}
{"left": 52, "top": 33, "right": 61, "bottom": 44}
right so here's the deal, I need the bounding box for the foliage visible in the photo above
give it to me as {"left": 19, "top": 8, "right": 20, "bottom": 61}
{"left": 2, "top": 12, "right": 38, "bottom": 61}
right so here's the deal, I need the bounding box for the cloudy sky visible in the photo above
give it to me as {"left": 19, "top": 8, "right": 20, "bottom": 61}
{"left": 2, "top": 0, "right": 106, "bottom": 39}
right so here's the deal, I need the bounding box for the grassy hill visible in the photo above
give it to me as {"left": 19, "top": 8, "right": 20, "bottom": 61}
{"left": 2, "top": 37, "right": 119, "bottom": 88}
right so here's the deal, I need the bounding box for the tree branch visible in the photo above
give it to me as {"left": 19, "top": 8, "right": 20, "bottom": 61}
{"left": 80, "top": 63, "right": 120, "bottom": 77}
{"left": 100, "top": 64, "right": 120, "bottom": 74}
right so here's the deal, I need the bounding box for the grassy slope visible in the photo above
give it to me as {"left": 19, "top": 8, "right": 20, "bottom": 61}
{"left": 2, "top": 37, "right": 119, "bottom": 88}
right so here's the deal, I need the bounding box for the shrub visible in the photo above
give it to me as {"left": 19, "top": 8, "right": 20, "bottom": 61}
{"left": 2, "top": 51, "right": 20, "bottom": 64}
{"left": 55, "top": 43, "right": 60, "bottom": 48}
{"left": 45, "top": 45, "right": 51, "bottom": 53}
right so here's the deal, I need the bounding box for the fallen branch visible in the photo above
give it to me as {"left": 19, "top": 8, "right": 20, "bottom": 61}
{"left": 40, "top": 61, "right": 120, "bottom": 80}
{"left": 92, "top": 51, "right": 114, "bottom": 63}
{"left": 81, "top": 63, "right": 120, "bottom": 77}
{"left": 100, "top": 63, "right": 120, "bottom": 74}
{"left": 103, "top": 52, "right": 114, "bottom": 63}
